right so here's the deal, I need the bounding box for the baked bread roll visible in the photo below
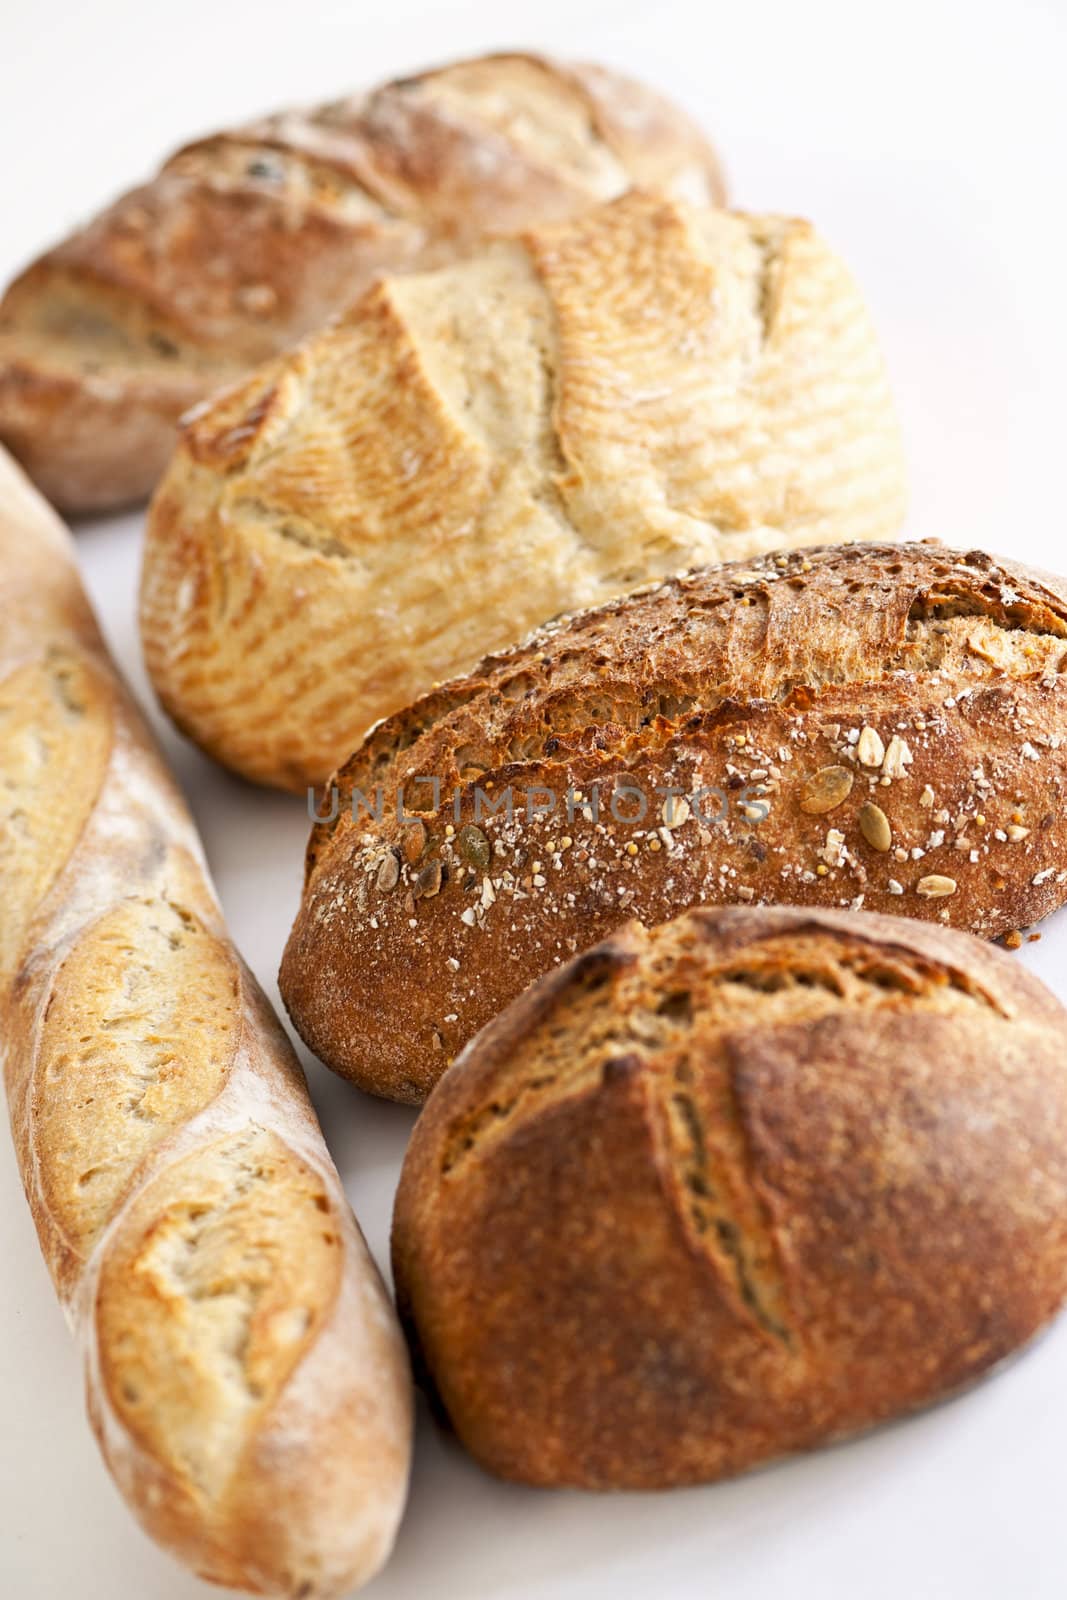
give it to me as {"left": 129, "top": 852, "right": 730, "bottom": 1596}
{"left": 0, "top": 446, "right": 411, "bottom": 1596}
{"left": 280, "top": 540, "right": 1067, "bottom": 1103}
{"left": 141, "top": 190, "right": 905, "bottom": 791}
{"left": 0, "top": 54, "right": 723, "bottom": 513}
{"left": 393, "top": 904, "right": 1067, "bottom": 1489}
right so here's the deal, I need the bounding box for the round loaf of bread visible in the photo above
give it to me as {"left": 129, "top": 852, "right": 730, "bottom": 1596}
{"left": 281, "top": 540, "right": 1067, "bottom": 1103}
{"left": 392, "top": 904, "right": 1067, "bottom": 1490}
{"left": 1, "top": 53, "right": 724, "bottom": 513}
{"left": 142, "top": 189, "right": 904, "bottom": 790}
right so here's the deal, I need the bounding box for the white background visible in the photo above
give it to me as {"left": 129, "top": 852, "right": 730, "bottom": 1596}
{"left": 2, "top": 0, "right": 1067, "bottom": 1595}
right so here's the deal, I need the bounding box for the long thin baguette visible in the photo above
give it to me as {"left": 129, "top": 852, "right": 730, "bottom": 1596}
{"left": 0, "top": 445, "right": 412, "bottom": 1596}
{"left": 0, "top": 52, "right": 723, "bottom": 513}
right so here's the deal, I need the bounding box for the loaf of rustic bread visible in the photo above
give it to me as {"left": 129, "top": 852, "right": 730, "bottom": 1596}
{"left": 0, "top": 446, "right": 411, "bottom": 1596}
{"left": 141, "top": 189, "right": 905, "bottom": 791}
{"left": 280, "top": 540, "right": 1067, "bottom": 1103}
{"left": 393, "top": 903, "right": 1067, "bottom": 1489}
{"left": 0, "top": 54, "right": 723, "bottom": 513}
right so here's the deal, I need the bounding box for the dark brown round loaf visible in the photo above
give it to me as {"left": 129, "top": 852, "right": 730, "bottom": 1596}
{"left": 392, "top": 904, "right": 1067, "bottom": 1489}
{"left": 282, "top": 540, "right": 1067, "bottom": 1102}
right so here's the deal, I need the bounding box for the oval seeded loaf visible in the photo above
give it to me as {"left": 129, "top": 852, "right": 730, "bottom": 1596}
{"left": 392, "top": 904, "right": 1067, "bottom": 1489}
{"left": 141, "top": 189, "right": 905, "bottom": 790}
{"left": 280, "top": 540, "right": 1067, "bottom": 1103}
{"left": 0, "top": 52, "right": 723, "bottom": 513}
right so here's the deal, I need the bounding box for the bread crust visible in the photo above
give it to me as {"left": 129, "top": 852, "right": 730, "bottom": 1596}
{"left": 0, "top": 447, "right": 412, "bottom": 1597}
{"left": 142, "top": 192, "right": 904, "bottom": 789}
{"left": 280, "top": 540, "right": 1067, "bottom": 1103}
{"left": 392, "top": 904, "right": 1067, "bottom": 1488}
{"left": 0, "top": 53, "right": 723, "bottom": 512}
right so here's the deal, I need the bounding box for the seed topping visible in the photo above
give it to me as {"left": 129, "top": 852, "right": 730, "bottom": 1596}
{"left": 799, "top": 765, "right": 854, "bottom": 814}
{"left": 916, "top": 874, "right": 958, "bottom": 898}
{"left": 859, "top": 802, "right": 892, "bottom": 852}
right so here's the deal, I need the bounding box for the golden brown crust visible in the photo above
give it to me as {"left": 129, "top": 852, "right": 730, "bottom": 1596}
{"left": 392, "top": 904, "right": 1067, "bottom": 1488}
{"left": 280, "top": 540, "right": 1067, "bottom": 1103}
{"left": 0, "top": 53, "right": 724, "bottom": 512}
{"left": 0, "top": 447, "right": 412, "bottom": 1597}
{"left": 142, "top": 192, "right": 904, "bottom": 789}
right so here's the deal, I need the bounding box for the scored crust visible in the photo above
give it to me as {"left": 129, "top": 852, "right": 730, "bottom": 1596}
{"left": 0, "top": 445, "right": 411, "bottom": 1596}
{"left": 142, "top": 191, "right": 905, "bottom": 789}
{"left": 392, "top": 904, "right": 1067, "bottom": 1488}
{"left": 280, "top": 540, "right": 1067, "bottom": 1102}
{"left": 0, "top": 53, "right": 723, "bottom": 511}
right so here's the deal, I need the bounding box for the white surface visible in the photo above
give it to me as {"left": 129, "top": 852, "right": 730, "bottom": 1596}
{"left": 2, "top": 0, "right": 1067, "bottom": 1595}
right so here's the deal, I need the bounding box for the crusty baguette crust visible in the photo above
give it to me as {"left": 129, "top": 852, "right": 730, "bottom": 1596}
{"left": 0, "top": 447, "right": 412, "bottom": 1597}
{"left": 281, "top": 540, "right": 1067, "bottom": 1103}
{"left": 142, "top": 191, "right": 905, "bottom": 790}
{"left": 0, "top": 53, "right": 723, "bottom": 512}
{"left": 393, "top": 904, "right": 1067, "bottom": 1488}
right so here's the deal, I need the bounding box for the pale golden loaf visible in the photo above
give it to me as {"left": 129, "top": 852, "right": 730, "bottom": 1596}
{"left": 280, "top": 541, "right": 1067, "bottom": 1104}
{"left": 393, "top": 905, "right": 1067, "bottom": 1488}
{"left": 0, "top": 53, "right": 723, "bottom": 512}
{"left": 0, "top": 446, "right": 412, "bottom": 1597}
{"left": 142, "top": 191, "right": 906, "bottom": 791}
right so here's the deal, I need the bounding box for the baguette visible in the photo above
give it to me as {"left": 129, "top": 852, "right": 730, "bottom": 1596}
{"left": 0, "top": 53, "right": 723, "bottom": 513}
{"left": 393, "top": 904, "right": 1067, "bottom": 1488}
{"left": 280, "top": 540, "right": 1067, "bottom": 1103}
{"left": 0, "top": 446, "right": 412, "bottom": 1596}
{"left": 141, "top": 190, "right": 905, "bottom": 791}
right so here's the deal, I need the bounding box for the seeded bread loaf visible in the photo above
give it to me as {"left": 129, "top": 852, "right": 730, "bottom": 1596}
{"left": 141, "top": 189, "right": 905, "bottom": 791}
{"left": 280, "top": 540, "right": 1067, "bottom": 1103}
{"left": 393, "top": 904, "right": 1067, "bottom": 1488}
{"left": 0, "top": 53, "right": 723, "bottom": 513}
{"left": 0, "top": 446, "right": 412, "bottom": 1596}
